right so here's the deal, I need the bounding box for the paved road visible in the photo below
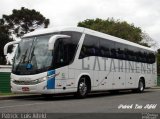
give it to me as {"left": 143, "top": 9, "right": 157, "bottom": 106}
{"left": 0, "top": 89, "right": 160, "bottom": 113}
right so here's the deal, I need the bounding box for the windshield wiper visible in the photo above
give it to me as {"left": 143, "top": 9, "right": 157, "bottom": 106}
{"left": 15, "top": 49, "right": 28, "bottom": 71}
{"left": 21, "top": 49, "right": 28, "bottom": 63}
{"left": 29, "top": 46, "right": 36, "bottom": 63}
{"left": 28, "top": 38, "right": 37, "bottom": 63}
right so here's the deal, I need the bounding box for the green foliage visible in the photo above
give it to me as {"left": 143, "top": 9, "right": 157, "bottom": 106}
{"left": 0, "top": 22, "right": 13, "bottom": 64}
{"left": 157, "top": 49, "right": 160, "bottom": 74}
{"left": 157, "top": 75, "right": 160, "bottom": 86}
{"left": 78, "top": 18, "right": 147, "bottom": 46}
{"left": 2, "top": 7, "right": 50, "bottom": 37}
{"left": 157, "top": 49, "right": 160, "bottom": 54}
{"left": 0, "top": 7, "right": 50, "bottom": 65}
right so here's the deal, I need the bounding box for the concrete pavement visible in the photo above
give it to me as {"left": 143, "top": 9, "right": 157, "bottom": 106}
{"left": 0, "top": 86, "right": 160, "bottom": 100}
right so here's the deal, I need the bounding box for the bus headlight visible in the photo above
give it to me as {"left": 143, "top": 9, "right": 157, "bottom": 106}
{"left": 48, "top": 72, "right": 60, "bottom": 78}
{"left": 12, "top": 77, "right": 47, "bottom": 85}
{"left": 37, "top": 77, "right": 47, "bottom": 83}
{"left": 11, "top": 79, "right": 15, "bottom": 82}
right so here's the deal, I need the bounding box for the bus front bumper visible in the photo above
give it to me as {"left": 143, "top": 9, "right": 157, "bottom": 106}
{"left": 11, "top": 81, "right": 77, "bottom": 94}
{"left": 11, "top": 80, "right": 55, "bottom": 94}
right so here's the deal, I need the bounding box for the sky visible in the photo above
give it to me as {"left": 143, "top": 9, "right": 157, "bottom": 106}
{"left": 0, "top": 0, "right": 160, "bottom": 50}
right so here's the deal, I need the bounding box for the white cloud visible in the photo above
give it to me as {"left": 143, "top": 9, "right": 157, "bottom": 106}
{"left": 0, "top": 0, "right": 160, "bottom": 48}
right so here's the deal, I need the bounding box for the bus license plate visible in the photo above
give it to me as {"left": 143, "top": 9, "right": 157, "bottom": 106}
{"left": 22, "top": 87, "right": 30, "bottom": 91}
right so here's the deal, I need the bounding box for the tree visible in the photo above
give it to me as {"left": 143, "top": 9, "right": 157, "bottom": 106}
{"left": 157, "top": 49, "right": 160, "bottom": 75}
{"left": 2, "top": 7, "right": 50, "bottom": 37}
{"left": 78, "top": 18, "right": 160, "bottom": 74}
{"left": 78, "top": 18, "right": 151, "bottom": 47}
{"left": 141, "top": 32, "right": 157, "bottom": 48}
{"left": 0, "top": 7, "right": 50, "bottom": 65}
{"left": 0, "top": 22, "right": 13, "bottom": 64}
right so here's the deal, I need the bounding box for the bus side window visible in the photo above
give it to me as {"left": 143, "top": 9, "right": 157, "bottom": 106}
{"left": 100, "top": 48, "right": 110, "bottom": 58}
{"left": 79, "top": 35, "right": 99, "bottom": 59}
{"left": 144, "top": 53, "right": 147, "bottom": 63}
{"left": 128, "top": 50, "right": 134, "bottom": 61}
{"left": 79, "top": 46, "right": 87, "bottom": 59}
{"left": 153, "top": 53, "right": 156, "bottom": 63}
{"left": 124, "top": 49, "right": 129, "bottom": 60}
{"left": 110, "top": 48, "right": 117, "bottom": 58}
{"left": 114, "top": 42, "right": 126, "bottom": 60}
{"left": 149, "top": 53, "right": 156, "bottom": 64}
{"left": 142, "top": 52, "right": 146, "bottom": 63}
{"left": 138, "top": 51, "right": 143, "bottom": 62}
{"left": 87, "top": 47, "right": 96, "bottom": 56}
{"left": 99, "top": 38, "right": 113, "bottom": 58}
{"left": 54, "top": 39, "right": 65, "bottom": 64}
{"left": 54, "top": 38, "right": 72, "bottom": 68}
{"left": 117, "top": 48, "right": 124, "bottom": 59}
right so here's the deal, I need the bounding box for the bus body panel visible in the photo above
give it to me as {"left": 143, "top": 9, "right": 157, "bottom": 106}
{"left": 9, "top": 27, "right": 157, "bottom": 95}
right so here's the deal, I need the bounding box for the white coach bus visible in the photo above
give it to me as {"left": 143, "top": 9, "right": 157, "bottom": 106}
{"left": 4, "top": 27, "right": 157, "bottom": 98}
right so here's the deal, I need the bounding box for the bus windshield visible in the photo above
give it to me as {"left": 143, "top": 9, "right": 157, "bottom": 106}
{"left": 12, "top": 34, "right": 53, "bottom": 75}
{"left": 12, "top": 31, "right": 82, "bottom": 75}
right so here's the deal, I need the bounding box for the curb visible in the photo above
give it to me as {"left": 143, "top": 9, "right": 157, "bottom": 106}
{"left": 0, "top": 87, "right": 160, "bottom": 100}
{"left": 0, "top": 94, "right": 40, "bottom": 100}
{"left": 151, "top": 86, "right": 160, "bottom": 89}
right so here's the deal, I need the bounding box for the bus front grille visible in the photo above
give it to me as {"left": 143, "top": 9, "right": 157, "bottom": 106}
{"left": 13, "top": 80, "right": 39, "bottom": 85}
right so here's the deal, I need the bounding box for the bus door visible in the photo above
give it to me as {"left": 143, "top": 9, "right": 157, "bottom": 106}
{"left": 53, "top": 38, "right": 70, "bottom": 89}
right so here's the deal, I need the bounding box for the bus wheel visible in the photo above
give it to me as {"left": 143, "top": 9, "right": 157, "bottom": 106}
{"left": 137, "top": 80, "right": 144, "bottom": 93}
{"left": 75, "top": 77, "right": 88, "bottom": 98}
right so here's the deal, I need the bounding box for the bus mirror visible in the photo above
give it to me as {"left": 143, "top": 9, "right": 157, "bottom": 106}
{"left": 4, "top": 41, "right": 20, "bottom": 55}
{"left": 48, "top": 35, "right": 71, "bottom": 50}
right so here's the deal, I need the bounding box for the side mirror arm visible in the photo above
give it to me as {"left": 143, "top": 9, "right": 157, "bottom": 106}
{"left": 4, "top": 41, "right": 20, "bottom": 55}
{"left": 48, "top": 35, "right": 70, "bottom": 50}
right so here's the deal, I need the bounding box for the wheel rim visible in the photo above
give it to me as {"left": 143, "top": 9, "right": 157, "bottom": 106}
{"left": 139, "top": 81, "right": 144, "bottom": 91}
{"left": 79, "top": 80, "right": 87, "bottom": 96}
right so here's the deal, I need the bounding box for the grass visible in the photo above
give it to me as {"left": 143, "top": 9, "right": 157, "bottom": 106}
{"left": 157, "top": 75, "right": 160, "bottom": 86}
{"left": 0, "top": 92, "right": 15, "bottom": 96}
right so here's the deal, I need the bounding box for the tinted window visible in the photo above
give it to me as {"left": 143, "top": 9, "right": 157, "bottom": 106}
{"left": 115, "top": 43, "right": 126, "bottom": 60}
{"left": 100, "top": 39, "right": 114, "bottom": 58}
{"left": 148, "top": 52, "right": 156, "bottom": 63}
{"left": 79, "top": 34, "right": 155, "bottom": 64}
{"left": 53, "top": 31, "right": 82, "bottom": 68}
{"left": 79, "top": 35, "right": 99, "bottom": 59}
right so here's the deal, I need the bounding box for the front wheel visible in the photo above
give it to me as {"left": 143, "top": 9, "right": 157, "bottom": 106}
{"left": 75, "top": 77, "right": 88, "bottom": 98}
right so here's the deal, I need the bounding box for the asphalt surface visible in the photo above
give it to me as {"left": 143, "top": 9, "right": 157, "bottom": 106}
{"left": 0, "top": 89, "right": 160, "bottom": 113}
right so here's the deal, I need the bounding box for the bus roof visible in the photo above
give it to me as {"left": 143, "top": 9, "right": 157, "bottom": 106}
{"left": 23, "top": 26, "right": 154, "bottom": 52}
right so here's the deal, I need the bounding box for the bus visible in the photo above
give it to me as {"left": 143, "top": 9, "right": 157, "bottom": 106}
{"left": 4, "top": 27, "right": 157, "bottom": 98}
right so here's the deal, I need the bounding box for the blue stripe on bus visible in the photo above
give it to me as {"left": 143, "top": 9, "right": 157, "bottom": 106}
{"left": 47, "top": 70, "right": 55, "bottom": 89}
{"left": 47, "top": 70, "right": 55, "bottom": 76}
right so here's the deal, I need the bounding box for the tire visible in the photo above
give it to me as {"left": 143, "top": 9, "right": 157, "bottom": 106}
{"left": 137, "top": 80, "right": 145, "bottom": 93}
{"left": 75, "top": 77, "right": 88, "bottom": 98}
